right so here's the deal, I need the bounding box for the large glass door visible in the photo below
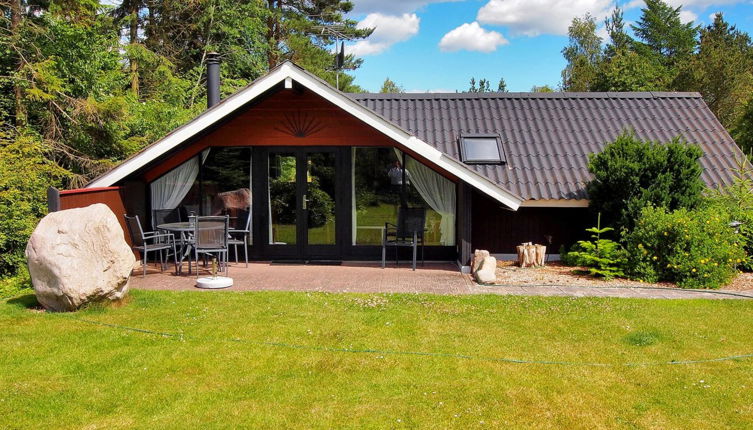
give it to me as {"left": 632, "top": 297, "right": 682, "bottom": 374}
{"left": 265, "top": 148, "right": 339, "bottom": 260}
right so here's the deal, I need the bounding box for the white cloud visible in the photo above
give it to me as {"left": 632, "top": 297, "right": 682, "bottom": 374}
{"left": 352, "top": 0, "right": 459, "bottom": 14}
{"left": 627, "top": 0, "right": 745, "bottom": 10}
{"left": 347, "top": 13, "right": 420, "bottom": 56}
{"left": 664, "top": 0, "right": 744, "bottom": 7}
{"left": 477, "top": 0, "right": 615, "bottom": 36}
{"left": 439, "top": 22, "right": 509, "bottom": 52}
{"left": 679, "top": 9, "right": 698, "bottom": 23}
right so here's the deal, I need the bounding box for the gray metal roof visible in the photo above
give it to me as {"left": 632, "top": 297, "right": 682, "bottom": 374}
{"left": 350, "top": 91, "right": 744, "bottom": 200}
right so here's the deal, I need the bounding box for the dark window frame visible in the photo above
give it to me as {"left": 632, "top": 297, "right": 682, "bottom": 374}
{"left": 458, "top": 134, "right": 506, "bottom": 164}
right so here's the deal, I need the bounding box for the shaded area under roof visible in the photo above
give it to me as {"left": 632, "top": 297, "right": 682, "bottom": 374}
{"left": 350, "top": 91, "right": 744, "bottom": 201}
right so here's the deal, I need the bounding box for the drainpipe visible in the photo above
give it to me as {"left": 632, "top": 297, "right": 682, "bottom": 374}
{"left": 206, "top": 52, "right": 221, "bottom": 109}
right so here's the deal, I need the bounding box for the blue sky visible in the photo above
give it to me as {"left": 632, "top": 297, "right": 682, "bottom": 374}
{"left": 344, "top": 0, "right": 753, "bottom": 92}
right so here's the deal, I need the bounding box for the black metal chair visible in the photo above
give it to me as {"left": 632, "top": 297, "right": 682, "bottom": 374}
{"left": 151, "top": 208, "right": 182, "bottom": 231}
{"left": 192, "top": 215, "right": 230, "bottom": 276}
{"left": 124, "top": 214, "right": 178, "bottom": 277}
{"left": 228, "top": 208, "right": 251, "bottom": 267}
{"left": 381, "top": 207, "right": 426, "bottom": 271}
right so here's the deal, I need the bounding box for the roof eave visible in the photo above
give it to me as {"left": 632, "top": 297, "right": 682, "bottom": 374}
{"left": 86, "top": 62, "right": 523, "bottom": 210}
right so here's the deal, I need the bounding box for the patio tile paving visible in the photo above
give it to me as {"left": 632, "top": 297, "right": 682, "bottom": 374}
{"left": 129, "top": 261, "right": 753, "bottom": 300}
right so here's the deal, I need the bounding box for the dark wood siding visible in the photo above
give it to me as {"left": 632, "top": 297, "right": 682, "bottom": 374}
{"left": 471, "top": 190, "right": 591, "bottom": 254}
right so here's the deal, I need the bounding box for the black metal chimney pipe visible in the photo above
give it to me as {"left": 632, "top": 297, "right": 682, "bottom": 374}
{"left": 206, "top": 52, "right": 220, "bottom": 109}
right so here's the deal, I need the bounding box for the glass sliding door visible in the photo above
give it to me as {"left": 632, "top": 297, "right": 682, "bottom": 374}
{"left": 201, "top": 147, "right": 252, "bottom": 243}
{"left": 305, "top": 152, "right": 336, "bottom": 245}
{"left": 352, "top": 147, "right": 456, "bottom": 247}
{"left": 264, "top": 148, "right": 341, "bottom": 260}
{"left": 149, "top": 147, "right": 252, "bottom": 238}
{"left": 268, "top": 152, "right": 297, "bottom": 246}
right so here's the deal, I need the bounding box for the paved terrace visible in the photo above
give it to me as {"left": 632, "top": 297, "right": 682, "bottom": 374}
{"left": 129, "top": 262, "right": 753, "bottom": 300}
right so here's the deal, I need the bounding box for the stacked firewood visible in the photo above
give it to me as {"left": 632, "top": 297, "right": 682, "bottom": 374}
{"left": 516, "top": 242, "right": 546, "bottom": 267}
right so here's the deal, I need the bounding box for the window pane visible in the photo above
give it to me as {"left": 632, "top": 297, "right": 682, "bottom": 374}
{"left": 463, "top": 137, "right": 501, "bottom": 162}
{"left": 268, "top": 152, "right": 297, "bottom": 245}
{"left": 352, "top": 147, "right": 400, "bottom": 245}
{"left": 307, "top": 152, "right": 336, "bottom": 245}
{"left": 352, "top": 148, "right": 456, "bottom": 246}
{"left": 202, "top": 147, "right": 252, "bottom": 244}
{"left": 405, "top": 155, "right": 456, "bottom": 246}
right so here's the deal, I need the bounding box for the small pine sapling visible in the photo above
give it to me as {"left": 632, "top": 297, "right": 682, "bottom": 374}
{"left": 565, "top": 213, "right": 626, "bottom": 280}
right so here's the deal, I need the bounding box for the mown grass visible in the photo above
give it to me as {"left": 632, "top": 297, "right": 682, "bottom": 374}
{"left": 2, "top": 290, "right": 753, "bottom": 429}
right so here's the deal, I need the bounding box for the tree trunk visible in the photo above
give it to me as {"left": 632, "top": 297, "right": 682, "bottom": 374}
{"left": 129, "top": 6, "right": 139, "bottom": 96}
{"left": 517, "top": 243, "right": 546, "bottom": 267}
{"left": 11, "top": 0, "right": 26, "bottom": 127}
{"left": 266, "top": 0, "right": 279, "bottom": 68}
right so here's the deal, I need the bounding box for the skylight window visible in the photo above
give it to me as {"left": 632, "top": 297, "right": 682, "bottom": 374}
{"left": 459, "top": 135, "right": 505, "bottom": 164}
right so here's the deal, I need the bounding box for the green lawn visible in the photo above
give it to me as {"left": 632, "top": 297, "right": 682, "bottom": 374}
{"left": 2, "top": 290, "right": 753, "bottom": 429}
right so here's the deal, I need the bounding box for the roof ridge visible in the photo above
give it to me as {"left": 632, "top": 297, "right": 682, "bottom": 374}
{"left": 349, "top": 91, "right": 703, "bottom": 100}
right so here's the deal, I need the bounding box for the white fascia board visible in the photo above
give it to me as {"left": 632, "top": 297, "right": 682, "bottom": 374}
{"left": 289, "top": 67, "right": 523, "bottom": 210}
{"left": 87, "top": 66, "right": 292, "bottom": 188}
{"left": 87, "top": 63, "right": 523, "bottom": 210}
{"left": 520, "top": 199, "right": 589, "bottom": 208}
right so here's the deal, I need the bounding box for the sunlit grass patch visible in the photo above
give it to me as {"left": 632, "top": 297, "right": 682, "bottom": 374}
{"left": 2, "top": 290, "right": 753, "bottom": 428}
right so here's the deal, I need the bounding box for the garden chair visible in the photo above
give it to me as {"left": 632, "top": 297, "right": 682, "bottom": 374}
{"left": 124, "top": 214, "right": 178, "bottom": 277}
{"left": 381, "top": 207, "right": 426, "bottom": 271}
{"left": 192, "top": 215, "right": 230, "bottom": 276}
{"left": 151, "top": 208, "right": 182, "bottom": 231}
{"left": 228, "top": 208, "right": 251, "bottom": 267}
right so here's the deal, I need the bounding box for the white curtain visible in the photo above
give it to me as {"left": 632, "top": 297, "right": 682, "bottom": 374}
{"left": 150, "top": 149, "right": 210, "bottom": 210}
{"left": 394, "top": 149, "right": 456, "bottom": 246}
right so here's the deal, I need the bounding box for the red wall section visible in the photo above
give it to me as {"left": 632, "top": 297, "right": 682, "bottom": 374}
{"left": 143, "top": 88, "right": 456, "bottom": 183}
{"left": 59, "top": 187, "right": 133, "bottom": 250}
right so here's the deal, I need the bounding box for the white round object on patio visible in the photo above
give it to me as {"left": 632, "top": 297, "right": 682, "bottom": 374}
{"left": 196, "top": 276, "right": 233, "bottom": 289}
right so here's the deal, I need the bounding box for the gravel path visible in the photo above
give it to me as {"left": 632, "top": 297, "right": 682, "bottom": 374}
{"left": 475, "top": 261, "right": 753, "bottom": 299}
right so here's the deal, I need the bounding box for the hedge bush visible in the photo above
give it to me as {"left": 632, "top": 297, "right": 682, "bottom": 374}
{"left": 586, "top": 132, "right": 704, "bottom": 234}
{"left": 704, "top": 158, "right": 753, "bottom": 272}
{"left": 623, "top": 206, "right": 746, "bottom": 288}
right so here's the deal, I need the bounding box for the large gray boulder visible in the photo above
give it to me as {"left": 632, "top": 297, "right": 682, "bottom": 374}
{"left": 25, "top": 203, "right": 135, "bottom": 311}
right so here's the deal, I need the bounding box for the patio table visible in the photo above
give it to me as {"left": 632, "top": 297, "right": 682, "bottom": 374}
{"left": 158, "top": 222, "right": 195, "bottom": 274}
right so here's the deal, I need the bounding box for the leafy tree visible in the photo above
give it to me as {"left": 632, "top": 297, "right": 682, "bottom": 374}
{"left": 468, "top": 77, "right": 507, "bottom": 93}
{"left": 379, "top": 78, "right": 404, "bottom": 93}
{"left": 735, "top": 99, "right": 753, "bottom": 156}
{"left": 587, "top": 1, "right": 709, "bottom": 93}
{"left": 593, "top": 48, "right": 669, "bottom": 91}
{"left": 0, "top": 130, "right": 67, "bottom": 277}
{"left": 110, "top": 0, "right": 148, "bottom": 95}
{"left": 561, "top": 13, "right": 602, "bottom": 91}
{"left": 497, "top": 77, "right": 507, "bottom": 92}
{"left": 530, "top": 85, "right": 554, "bottom": 92}
{"left": 264, "top": 0, "right": 371, "bottom": 91}
{"left": 468, "top": 77, "right": 489, "bottom": 92}
{"left": 142, "top": 0, "right": 269, "bottom": 95}
{"left": 682, "top": 13, "right": 753, "bottom": 130}
{"left": 586, "top": 131, "right": 704, "bottom": 233}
